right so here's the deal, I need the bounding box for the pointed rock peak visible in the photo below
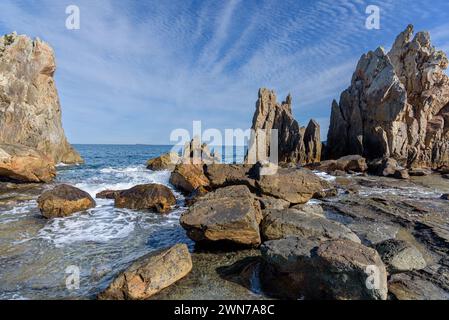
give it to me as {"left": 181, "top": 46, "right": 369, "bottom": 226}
{"left": 283, "top": 93, "right": 292, "bottom": 106}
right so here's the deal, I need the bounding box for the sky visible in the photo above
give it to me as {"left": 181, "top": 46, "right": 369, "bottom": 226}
{"left": 0, "top": 0, "right": 449, "bottom": 145}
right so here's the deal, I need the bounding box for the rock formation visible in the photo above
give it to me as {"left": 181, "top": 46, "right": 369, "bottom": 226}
{"left": 0, "top": 33, "right": 82, "bottom": 164}
{"left": 0, "top": 143, "right": 56, "bottom": 183}
{"left": 326, "top": 25, "right": 449, "bottom": 169}
{"left": 114, "top": 184, "right": 176, "bottom": 213}
{"left": 98, "top": 244, "right": 192, "bottom": 300}
{"left": 249, "top": 88, "right": 321, "bottom": 165}
{"left": 37, "top": 184, "right": 96, "bottom": 218}
{"left": 180, "top": 185, "right": 263, "bottom": 246}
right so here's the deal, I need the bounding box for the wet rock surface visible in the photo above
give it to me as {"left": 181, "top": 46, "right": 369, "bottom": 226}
{"left": 98, "top": 244, "right": 192, "bottom": 300}
{"left": 37, "top": 184, "right": 96, "bottom": 218}
{"left": 114, "top": 184, "right": 176, "bottom": 213}
{"left": 180, "top": 185, "right": 263, "bottom": 246}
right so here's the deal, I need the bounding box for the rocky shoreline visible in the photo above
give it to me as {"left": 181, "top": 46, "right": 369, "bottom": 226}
{"left": 1, "top": 25, "right": 449, "bottom": 300}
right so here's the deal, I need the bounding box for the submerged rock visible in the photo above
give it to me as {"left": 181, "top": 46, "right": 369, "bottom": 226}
{"left": 0, "top": 144, "right": 56, "bottom": 183}
{"left": 0, "top": 33, "right": 82, "bottom": 164}
{"left": 169, "top": 164, "right": 210, "bottom": 194}
{"left": 374, "top": 239, "right": 426, "bottom": 274}
{"left": 114, "top": 184, "right": 176, "bottom": 213}
{"left": 98, "top": 244, "right": 192, "bottom": 300}
{"left": 37, "top": 184, "right": 96, "bottom": 218}
{"left": 326, "top": 25, "right": 449, "bottom": 169}
{"left": 180, "top": 185, "right": 262, "bottom": 246}
{"left": 146, "top": 152, "right": 180, "bottom": 171}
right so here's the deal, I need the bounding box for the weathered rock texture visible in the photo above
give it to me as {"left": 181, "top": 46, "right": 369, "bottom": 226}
{"left": 180, "top": 185, "right": 263, "bottom": 246}
{"left": 37, "top": 184, "right": 95, "bottom": 218}
{"left": 146, "top": 152, "right": 180, "bottom": 171}
{"left": 98, "top": 244, "right": 192, "bottom": 300}
{"left": 0, "top": 143, "right": 56, "bottom": 183}
{"left": 327, "top": 25, "right": 449, "bottom": 169}
{"left": 0, "top": 33, "right": 82, "bottom": 164}
{"left": 114, "top": 184, "right": 176, "bottom": 213}
{"left": 250, "top": 88, "right": 321, "bottom": 165}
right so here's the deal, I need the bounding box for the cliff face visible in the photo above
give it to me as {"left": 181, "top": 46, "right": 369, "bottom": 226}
{"left": 250, "top": 88, "right": 321, "bottom": 165}
{"left": 326, "top": 25, "right": 449, "bottom": 169}
{"left": 0, "top": 33, "right": 82, "bottom": 164}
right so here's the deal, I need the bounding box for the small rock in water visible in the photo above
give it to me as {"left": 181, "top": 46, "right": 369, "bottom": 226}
{"left": 96, "top": 189, "right": 122, "bottom": 199}
{"left": 37, "top": 184, "right": 96, "bottom": 218}
{"left": 374, "top": 239, "right": 426, "bottom": 274}
{"left": 98, "top": 244, "right": 192, "bottom": 300}
{"left": 146, "top": 152, "right": 180, "bottom": 171}
{"left": 441, "top": 194, "right": 449, "bottom": 200}
{"left": 114, "top": 184, "right": 176, "bottom": 213}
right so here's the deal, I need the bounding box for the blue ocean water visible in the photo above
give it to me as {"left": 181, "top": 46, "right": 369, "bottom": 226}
{"left": 0, "top": 145, "right": 191, "bottom": 299}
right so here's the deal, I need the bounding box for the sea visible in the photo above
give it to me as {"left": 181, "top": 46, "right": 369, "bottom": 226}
{"left": 0, "top": 144, "right": 243, "bottom": 299}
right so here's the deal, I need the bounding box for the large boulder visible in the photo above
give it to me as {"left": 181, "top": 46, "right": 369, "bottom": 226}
{"left": 0, "top": 143, "right": 56, "bottom": 183}
{"left": 204, "top": 164, "right": 258, "bottom": 189}
{"left": 146, "top": 152, "right": 180, "bottom": 171}
{"left": 374, "top": 239, "right": 426, "bottom": 274}
{"left": 180, "top": 185, "right": 262, "bottom": 246}
{"left": 260, "top": 208, "right": 361, "bottom": 243}
{"left": 326, "top": 25, "right": 449, "bottom": 169}
{"left": 114, "top": 184, "right": 176, "bottom": 213}
{"left": 169, "top": 164, "right": 210, "bottom": 194}
{"left": 0, "top": 33, "right": 82, "bottom": 164}
{"left": 37, "top": 184, "right": 96, "bottom": 218}
{"left": 316, "top": 239, "right": 388, "bottom": 300}
{"left": 249, "top": 88, "right": 321, "bottom": 165}
{"left": 98, "top": 244, "right": 192, "bottom": 300}
{"left": 256, "top": 168, "right": 329, "bottom": 204}
{"left": 261, "top": 237, "right": 388, "bottom": 300}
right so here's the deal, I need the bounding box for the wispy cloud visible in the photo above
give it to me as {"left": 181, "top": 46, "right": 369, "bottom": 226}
{"left": 0, "top": 0, "right": 448, "bottom": 144}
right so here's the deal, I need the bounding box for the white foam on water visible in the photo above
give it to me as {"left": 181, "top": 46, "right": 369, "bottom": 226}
{"left": 313, "top": 170, "right": 337, "bottom": 182}
{"left": 73, "top": 165, "right": 175, "bottom": 198}
{"left": 32, "top": 164, "right": 186, "bottom": 247}
{"left": 0, "top": 200, "right": 35, "bottom": 224}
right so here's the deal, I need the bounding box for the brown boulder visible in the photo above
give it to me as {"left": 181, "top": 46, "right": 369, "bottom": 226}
{"left": 204, "top": 163, "right": 257, "bottom": 189}
{"left": 260, "top": 208, "right": 361, "bottom": 243}
{"left": 310, "top": 155, "right": 367, "bottom": 173}
{"left": 256, "top": 167, "right": 329, "bottom": 204}
{"left": 146, "top": 152, "right": 180, "bottom": 171}
{"left": 0, "top": 144, "right": 56, "bottom": 183}
{"left": 96, "top": 189, "right": 122, "bottom": 199}
{"left": 180, "top": 185, "right": 262, "bottom": 246}
{"left": 114, "top": 184, "right": 176, "bottom": 213}
{"left": 169, "top": 164, "right": 209, "bottom": 194}
{"left": 98, "top": 244, "right": 192, "bottom": 300}
{"left": 37, "top": 184, "right": 96, "bottom": 218}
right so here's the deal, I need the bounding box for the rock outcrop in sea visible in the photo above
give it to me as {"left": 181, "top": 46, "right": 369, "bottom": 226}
{"left": 0, "top": 33, "right": 82, "bottom": 165}
{"left": 326, "top": 25, "right": 449, "bottom": 169}
{"left": 250, "top": 88, "right": 322, "bottom": 165}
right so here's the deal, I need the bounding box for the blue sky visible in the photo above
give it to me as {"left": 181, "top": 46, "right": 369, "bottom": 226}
{"left": 1, "top": 0, "right": 448, "bottom": 144}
